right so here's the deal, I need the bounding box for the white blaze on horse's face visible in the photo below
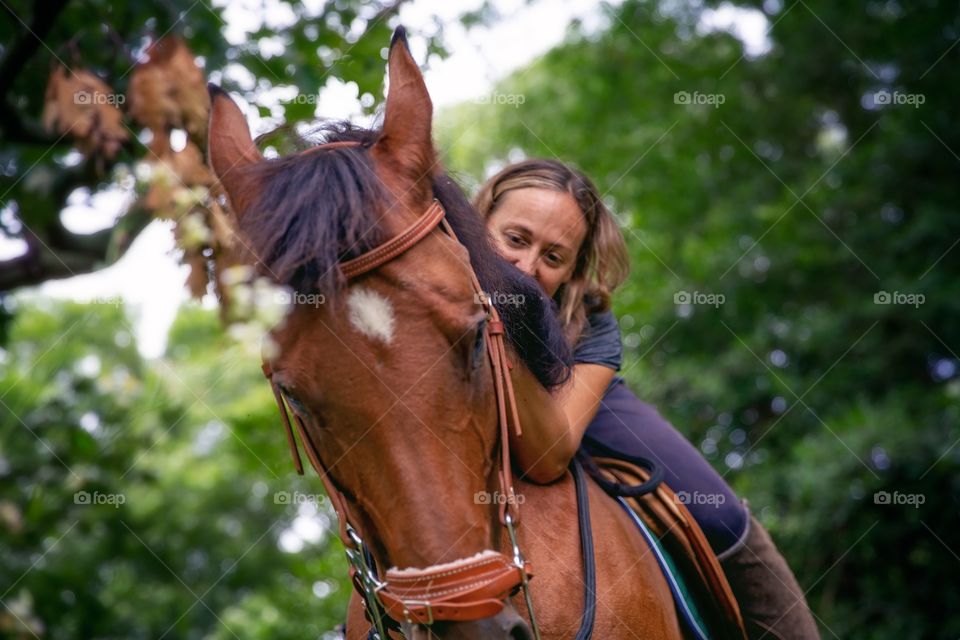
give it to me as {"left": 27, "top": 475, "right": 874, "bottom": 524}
{"left": 346, "top": 286, "right": 396, "bottom": 344}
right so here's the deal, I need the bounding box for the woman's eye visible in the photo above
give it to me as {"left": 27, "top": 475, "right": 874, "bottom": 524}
{"left": 505, "top": 233, "right": 524, "bottom": 246}
{"left": 546, "top": 253, "right": 563, "bottom": 265}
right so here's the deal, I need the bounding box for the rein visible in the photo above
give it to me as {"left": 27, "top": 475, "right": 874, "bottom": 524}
{"left": 261, "top": 140, "right": 540, "bottom": 638}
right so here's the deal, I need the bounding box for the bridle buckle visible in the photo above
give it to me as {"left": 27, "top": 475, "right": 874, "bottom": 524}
{"left": 402, "top": 600, "right": 434, "bottom": 626}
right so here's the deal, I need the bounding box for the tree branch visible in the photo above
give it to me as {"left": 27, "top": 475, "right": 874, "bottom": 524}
{"left": 0, "top": 0, "right": 71, "bottom": 99}
{"left": 0, "top": 205, "right": 152, "bottom": 291}
{"left": 0, "top": 0, "right": 72, "bottom": 145}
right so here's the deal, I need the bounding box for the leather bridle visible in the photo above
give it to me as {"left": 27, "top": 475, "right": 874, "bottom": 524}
{"left": 261, "top": 141, "right": 540, "bottom": 639}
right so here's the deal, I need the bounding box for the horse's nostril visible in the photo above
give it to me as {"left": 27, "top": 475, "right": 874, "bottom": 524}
{"left": 508, "top": 620, "right": 532, "bottom": 640}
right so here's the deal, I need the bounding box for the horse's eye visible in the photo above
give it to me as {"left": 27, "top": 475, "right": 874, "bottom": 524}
{"left": 287, "top": 395, "right": 307, "bottom": 414}
{"left": 279, "top": 385, "right": 308, "bottom": 415}
{"left": 471, "top": 317, "right": 487, "bottom": 369}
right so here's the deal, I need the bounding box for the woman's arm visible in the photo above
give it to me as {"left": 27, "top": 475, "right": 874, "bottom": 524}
{"left": 557, "top": 362, "right": 616, "bottom": 444}
{"left": 506, "top": 357, "right": 572, "bottom": 484}
{"left": 506, "top": 358, "right": 615, "bottom": 484}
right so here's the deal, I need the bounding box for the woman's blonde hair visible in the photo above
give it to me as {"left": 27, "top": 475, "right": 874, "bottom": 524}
{"left": 474, "top": 158, "right": 630, "bottom": 347}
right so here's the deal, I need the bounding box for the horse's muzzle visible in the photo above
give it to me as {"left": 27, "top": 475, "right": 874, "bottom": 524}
{"left": 401, "top": 604, "right": 531, "bottom": 639}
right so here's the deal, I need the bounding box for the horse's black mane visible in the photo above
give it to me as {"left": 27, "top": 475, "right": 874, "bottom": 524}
{"left": 240, "top": 123, "right": 386, "bottom": 295}
{"left": 431, "top": 172, "right": 573, "bottom": 390}
{"left": 239, "top": 122, "right": 572, "bottom": 389}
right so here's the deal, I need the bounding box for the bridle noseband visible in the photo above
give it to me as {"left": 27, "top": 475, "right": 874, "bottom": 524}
{"left": 261, "top": 141, "right": 540, "bottom": 638}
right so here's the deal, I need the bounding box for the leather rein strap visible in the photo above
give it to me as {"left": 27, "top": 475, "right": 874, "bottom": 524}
{"left": 570, "top": 458, "right": 597, "bottom": 640}
{"left": 260, "top": 156, "right": 533, "bottom": 631}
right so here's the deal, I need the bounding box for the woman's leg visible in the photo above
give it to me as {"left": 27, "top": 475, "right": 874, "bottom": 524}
{"left": 721, "top": 512, "right": 821, "bottom": 639}
{"left": 581, "top": 381, "right": 819, "bottom": 639}
{"left": 581, "top": 380, "right": 748, "bottom": 555}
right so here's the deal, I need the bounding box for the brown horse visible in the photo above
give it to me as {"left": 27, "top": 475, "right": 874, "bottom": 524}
{"left": 207, "top": 27, "right": 682, "bottom": 640}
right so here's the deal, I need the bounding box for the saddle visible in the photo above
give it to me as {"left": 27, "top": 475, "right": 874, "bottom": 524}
{"left": 581, "top": 453, "right": 747, "bottom": 640}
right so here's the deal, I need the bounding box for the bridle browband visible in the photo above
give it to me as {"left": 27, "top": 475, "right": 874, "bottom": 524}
{"left": 261, "top": 140, "right": 540, "bottom": 638}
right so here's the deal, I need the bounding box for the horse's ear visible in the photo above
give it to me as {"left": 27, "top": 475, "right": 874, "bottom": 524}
{"left": 207, "top": 83, "right": 263, "bottom": 214}
{"left": 376, "top": 27, "right": 436, "bottom": 185}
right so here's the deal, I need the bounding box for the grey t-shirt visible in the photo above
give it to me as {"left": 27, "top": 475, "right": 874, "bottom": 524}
{"left": 572, "top": 308, "right": 625, "bottom": 396}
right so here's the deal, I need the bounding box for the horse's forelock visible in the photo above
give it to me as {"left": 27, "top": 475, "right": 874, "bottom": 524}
{"left": 238, "top": 124, "right": 572, "bottom": 390}
{"left": 238, "top": 123, "right": 386, "bottom": 296}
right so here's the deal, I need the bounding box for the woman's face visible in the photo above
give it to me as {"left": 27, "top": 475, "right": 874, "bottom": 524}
{"left": 486, "top": 187, "right": 587, "bottom": 298}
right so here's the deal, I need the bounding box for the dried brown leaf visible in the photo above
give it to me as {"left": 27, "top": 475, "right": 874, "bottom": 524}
{"left": 185, "top": 252, "right": 209, "bottom": 298}
{"left": 41, "top": 66, "right": 128, "bottom": 159}
{"left": 127, "top": 36, "right": 210, "bottom": 146}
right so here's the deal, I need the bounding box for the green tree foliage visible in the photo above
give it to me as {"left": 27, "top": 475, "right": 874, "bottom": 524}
{"left": 438, "top": 1, "right": 959, "bottom": 636}
{"left": 4, "top": 1, "right": 958, "bottom": 637}
{"left": 0, "top": 0, "right": 437, "bottom": 292}
{"left": 1, "top": 302, "right": 352, "bottom": 638}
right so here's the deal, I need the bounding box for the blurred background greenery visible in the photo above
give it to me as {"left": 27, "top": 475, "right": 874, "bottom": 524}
{"left": 2, "top": 0, "right": 958, "bottom": 638}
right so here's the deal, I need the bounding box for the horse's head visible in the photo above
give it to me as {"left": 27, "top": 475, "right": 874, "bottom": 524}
{"left": 208, "top": 27, "right": 571, "bottom": 639}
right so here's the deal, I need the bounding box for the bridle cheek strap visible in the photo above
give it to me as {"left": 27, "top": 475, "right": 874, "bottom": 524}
{"left": 263, "top": 362, "right": 357, "bottom": 545}
{"left": 262, "top": 195, "right": 533, "bottom": 626}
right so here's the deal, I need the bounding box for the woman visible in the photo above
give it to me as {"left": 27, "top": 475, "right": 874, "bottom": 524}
{"left": 475, "top": 158, "right": 819, "bottom": 640}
